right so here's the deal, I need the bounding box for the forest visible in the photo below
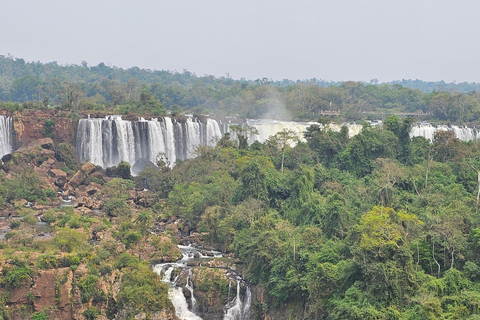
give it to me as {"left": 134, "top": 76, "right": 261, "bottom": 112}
{"left": 2, "top": 55, "right": 480, "bottom": 122}
{"left": 134, "top": 117, "right": 480, "bottom": 319}
{"left": 1, "top": 56, "right": 480, "bottom": 319}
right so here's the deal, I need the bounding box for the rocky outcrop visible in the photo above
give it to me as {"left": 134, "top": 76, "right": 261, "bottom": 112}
{"left": 12, "top": 109, "right": 74, "bottom": 146}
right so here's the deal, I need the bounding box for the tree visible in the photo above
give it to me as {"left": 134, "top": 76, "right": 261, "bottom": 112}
{"left": 267, "top": 128, "right": 300, "bottom": 173}
{"left": 229, "top": 125, "right": 259, "bottom": 150}
{"left": 59, "top": 82, "right": 85, "bottom": 111}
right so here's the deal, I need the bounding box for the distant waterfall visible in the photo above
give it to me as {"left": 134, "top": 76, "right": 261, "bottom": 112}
{"left": 410, "top": 123, "right": 480, "bottom": 141}
{"left": 245, "top": 120, "right": 480, "bottom": 143}
{"left": 76, "top": 116, "right": 222, "bottom": 170}
{"left": 0, "top": 115, "right": 13, "bottom": 158}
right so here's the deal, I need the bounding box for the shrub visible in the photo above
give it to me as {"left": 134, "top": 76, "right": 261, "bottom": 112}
{"left": 116, "top": 161, "right": 131, "bottom": 179}
{"left": 43, "top": 119, "right": 55, "bottom": 139}
{"left": 62, "top": 254, "right": 81, "bottom": 268}
{"left": 53, "top": 228, "right": 88, "bottom": 253}
{"left": 122, "top": 231, "right": 141, "bottom": 248}
{"left": 31, "top": 311, "right": 48, "bottom": 320}
{"left": 83, "top": 307, "right": 100, "bottom": 320}
{"left": 2, "top": 265, "right": 32, "bottom": 287}
{"left": 9, "top": 220, "right": 20, "bottom": 229}
{"left": 43, "top": 210, "right": 57, "bottom": 224}
{"left": 55, "top": 142, "right": 78, "bottom": 171}
{"left": 37, "top": 254, "right": 59, "bottom": 269}
{"left": 77, "top": 274, "right": 100, "bottom": 303}
{"left": 116, "top": 253, "right": 139, "bottom": 269}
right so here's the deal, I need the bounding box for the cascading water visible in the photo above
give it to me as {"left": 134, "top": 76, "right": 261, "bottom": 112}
{"left": 153, "top": 245, "right": 251, "bottom": 320}
{"left": 0, "top": 115, "right": 13, "bottom": 158}
{"left": 224, "top": 279, "right": 251, "bottom": 320}
{"left": 76, "top": 116, "right": 223, "bottom": 171}
{"left": 410, "top": 122, "right": 480, "bottom": 141}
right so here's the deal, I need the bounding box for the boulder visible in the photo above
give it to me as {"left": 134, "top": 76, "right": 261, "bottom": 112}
{"left": 81, "top": 162, "right": 96, "bottom": 175}
{"left": 1, "top": 153, "right": 12, "bottom": 163}
{"left": 86, "top": 183, "right": 101, "bottom": 196}
{"left": 131, "top": 158, "right": 157, "bottom": 176}
{"left": 49, "top": 168, "right": 67, "bottom": 179}
{"left": 69, "top": 170, "right": 86, "bottom": 188}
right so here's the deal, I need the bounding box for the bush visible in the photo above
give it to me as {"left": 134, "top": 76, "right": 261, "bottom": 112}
{"left": 31, "top": 311, "right": 48, "bottom": 320}
{"left": 2, "top": 265, "right": 32, "bottom": 287}
{"left": 9, "top": 220, "right": 20, "bottom": 229}
{"left": 55, "top": 142, "right": 78, "bottom": 171}
{"left": 77, "top": 274, "right": 100, "bottom": 303}
{"left": 37, "top": 254, "right": 59, "bottom": 269}
{"left": 83, "top": 307, "right": 100, "bottom": 320}
{"left": 122, "top": 231, "right": 142, "bottom": 248}
{"left": 116, "top": 253, "right": 139, "bottom": 269}
{"left": 43, "top": 119, "right": 55, "bottom": 139}
{"left": 117, "top": 161, "right": 131, "bottom": 179}
{"left": 43, "top": 210, "right": 57, "bottom": 224}
{"left": 62, "top": 254, "right": 81, "bottom": 268}
{"left": 117, "top": 263, "right": 172, "bottom": 314}
{"left": 53, "top": 228, "right": 88, "bottom": 253}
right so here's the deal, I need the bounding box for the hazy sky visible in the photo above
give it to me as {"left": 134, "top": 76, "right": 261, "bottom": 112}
{"left": 1, "top": 0, "right": 479, "bottom": 83}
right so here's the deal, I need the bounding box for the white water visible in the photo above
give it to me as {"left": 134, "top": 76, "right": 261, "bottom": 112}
{"left": 245, "top": 119, "right": 480, "bottom": 144}
{"left": 76, "top": 116, "right": 480, "bottom": 174}
{"left": 153, "top": 245, "right": 251, "bottom": 320}
{"left": 242, "top": 119, "right": 364, "bottom": 144}
{"left": 76, "top": 116, "right": 223, "bottom": 170}
{"left": 410, "top": 123, "right": 480, "bottom": 142}
{"left": 0, "top": 115, "right": 13, "bottom": 158}
{"left": 224, "top": 279, "right": 251, "bottom": 320}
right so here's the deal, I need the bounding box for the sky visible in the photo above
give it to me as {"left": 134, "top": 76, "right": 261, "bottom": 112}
{"left": 1, "top": 0, "right": 479, "bottom": 83}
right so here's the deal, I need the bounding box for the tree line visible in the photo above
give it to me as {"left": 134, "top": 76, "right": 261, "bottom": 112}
{"left": 2, "top": 55, "right": 480, "bottom": 122}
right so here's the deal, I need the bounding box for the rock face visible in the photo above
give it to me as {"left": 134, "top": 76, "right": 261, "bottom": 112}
{"left": 12, "top": 109, "right": 74, "bottom": 147}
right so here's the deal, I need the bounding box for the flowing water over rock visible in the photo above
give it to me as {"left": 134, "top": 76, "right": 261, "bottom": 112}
{"left": 0, "top": 115, "right": 13, "bottom": 158}
{"left": 153, "top": 245, "right": 251, "bottom": 320}
{"left": 410, "top": 122, "right": 480, "bottom": 141}
{"left": 75, "top": 116, "right": 480, "bottom": 174}
{"left": 76, "top": 116, "right": 222, "bottom": 171}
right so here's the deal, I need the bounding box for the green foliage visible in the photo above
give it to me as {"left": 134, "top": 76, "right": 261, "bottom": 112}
{"left": 116, "top": 253, "right": 140, "bottom": 269}
{"left": 77, "top": 274, "right": 100, "bottom": 303}
{"left": 42, "top": 118, "right": 55, "bottom": 138}
{"left": 1, "top": 265, "right": 32, "bottom": 287}
{"left": 30, "top": 311, "right": 48, "bottom": 320}
{"left": 0, "top": 166, "right": 52, "bottom": 202}
{"left": 37, "top": 254, "right": 58, "bottom": 269}
{"left": 116, "top": 161, "right": 131, "bottom": 179}
{"left": 117, "top": 262, "right": 172, "bottom": 314}
{"left": 55, "top": 142, "right": 78, "bottom": 171}
{"left": 53, "top": 228, "right": 88, "bottom": 253}
{"left": 83, "top": 307, "right": 100, "bottom": 320}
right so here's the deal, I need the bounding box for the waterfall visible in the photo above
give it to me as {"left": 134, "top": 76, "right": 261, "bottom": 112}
{"left": 410, "top": 123, "right": 480, "bottom": 142}
{"left": 0, "top": 115, "right": 13, "bottom": 158}
{"left": 242, "top": 119, "right": 480, "bottom": 144}
{"left": 76, "top": 116, "right": 223, "bottom": 170}
{"left": 153, "top": 245, "right": 251, "bottom": 320}
{"left": 224, "top": 279, "right": 251, "bottom": 320}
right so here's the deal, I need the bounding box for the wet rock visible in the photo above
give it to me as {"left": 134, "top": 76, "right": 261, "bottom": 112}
{"left": 1, "top": 153, "right": 12, "bottom": 163}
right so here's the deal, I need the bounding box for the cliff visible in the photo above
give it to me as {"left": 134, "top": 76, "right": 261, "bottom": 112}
{"left": 12, "top": 110, "right": 75, "bottom": 148}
